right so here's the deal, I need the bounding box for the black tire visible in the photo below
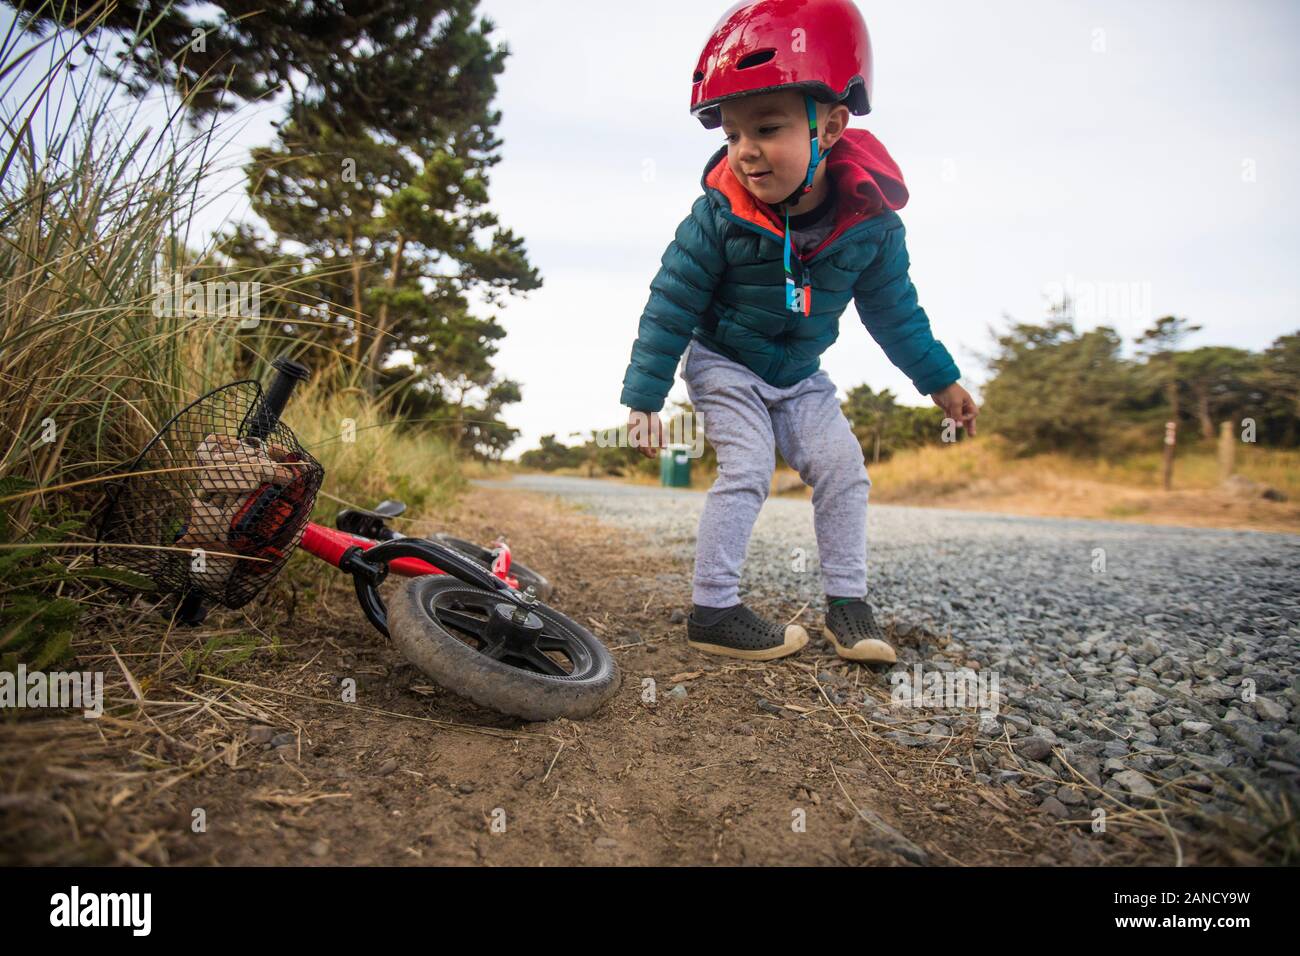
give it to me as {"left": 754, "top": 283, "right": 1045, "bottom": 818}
{"left": 432, "top": 533, "right": 554, "bottom": 602}
{"left": 387, "top": 576, "right": 620, "bottom": 722}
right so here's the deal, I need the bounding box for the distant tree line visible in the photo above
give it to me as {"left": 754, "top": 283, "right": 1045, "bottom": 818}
{"left": 521, "top": 309, "right": 1298, "bottom": 469}
{"left": 980, "top": 312, "right": 1298, "bottom": 458}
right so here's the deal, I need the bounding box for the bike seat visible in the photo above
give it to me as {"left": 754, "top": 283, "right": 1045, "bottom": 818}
{"left": 336, "top": 499, "right": 406, "bottom": 539}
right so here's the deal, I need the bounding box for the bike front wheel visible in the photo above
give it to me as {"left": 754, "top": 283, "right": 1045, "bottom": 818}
{"left": 387, "top": 576, "right": 620, "bottom": 722}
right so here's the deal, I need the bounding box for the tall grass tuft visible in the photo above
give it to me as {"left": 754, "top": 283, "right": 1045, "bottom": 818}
{"left": 0, "top": 5, "right": 260, "bottom": 523}
{"left": 0, "top": 6, "right": 462, "bottom": 666}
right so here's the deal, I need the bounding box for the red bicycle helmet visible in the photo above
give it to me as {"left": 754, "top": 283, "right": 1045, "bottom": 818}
{"left": 690, "top": 0, "right": 873, "bottom": 129}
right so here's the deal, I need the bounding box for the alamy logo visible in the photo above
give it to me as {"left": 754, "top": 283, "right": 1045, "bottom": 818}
{"left": 49, "top": 886, "right": 151, "bottom": 936}
{"left": 0, "top": 665, "right": 102, "bottom": 718}
{"left": 1041, "top": 273, "right": 1152, "bottom": 322}
{"left": 152, "top": 271, "right": 260, "bottom": 328}
{"left": 890, "top": 663, "right": 1000, "bottom": 715}
{"left": 595, "top": 410, "right": 706, "bottom": 459}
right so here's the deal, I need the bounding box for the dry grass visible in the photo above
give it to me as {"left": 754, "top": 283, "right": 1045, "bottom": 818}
{"left": 294, "top": 382, "right": 465, "bottom": 517}
{"left": 857, "top": 438, "right": 1300, "bottom": 532}
{"left": 457, "top": 457, "right": 517, "bottom": 481}
{"left": 868, "top": 436, "right": 1300, "bottom": 502}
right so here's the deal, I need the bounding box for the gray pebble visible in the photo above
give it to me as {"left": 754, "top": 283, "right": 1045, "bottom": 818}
{"left": 1039, "top": 795, "right": 1071, "bottom": 818}
{"left": 1112, "top": 769, "right": 1157, "bottom": 801}
{"left": 1018, "top": 736, "right": 1055, "bottom": 761}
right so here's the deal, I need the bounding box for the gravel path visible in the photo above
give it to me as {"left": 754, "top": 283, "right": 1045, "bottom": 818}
{"left": 480, "top": 474, "right": 1300, "bottom": 827}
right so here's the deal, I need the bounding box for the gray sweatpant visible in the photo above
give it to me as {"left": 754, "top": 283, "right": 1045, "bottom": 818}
{"left": 683, "top": 339, "right": 871, "bottom": 607}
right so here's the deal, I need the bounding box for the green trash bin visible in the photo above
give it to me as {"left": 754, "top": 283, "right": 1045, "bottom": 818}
{"left": 659, "top": 444, "right": 692, "bottom": 487}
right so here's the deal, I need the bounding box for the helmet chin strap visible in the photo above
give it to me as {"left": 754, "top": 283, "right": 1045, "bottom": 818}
{"left": 779, "top": 94, "right": 827, "bottom": 316}
{"left": 778, "top": 95, "right": 826, "bottom": 210}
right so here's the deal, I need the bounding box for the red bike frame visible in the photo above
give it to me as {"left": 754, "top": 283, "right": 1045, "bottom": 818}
{"left": 299, "top": 523, "right": 521, "bottom": 588}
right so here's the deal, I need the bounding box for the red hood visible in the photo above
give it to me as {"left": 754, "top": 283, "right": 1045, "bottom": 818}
{"left": 703, "top": 127, "right": 909, "bottom": 245}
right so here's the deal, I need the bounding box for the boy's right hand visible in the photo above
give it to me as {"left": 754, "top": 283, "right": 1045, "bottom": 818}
{"left": 627, "top": 409, "right": 665, "bottom": 459}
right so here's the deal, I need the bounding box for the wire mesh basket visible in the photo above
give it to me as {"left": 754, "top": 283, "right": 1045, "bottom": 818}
{"left": 94, "top": 380, "right": 324, "bottom": 610}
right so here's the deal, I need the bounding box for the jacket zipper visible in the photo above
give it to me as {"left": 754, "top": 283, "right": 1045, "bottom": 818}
{"left": 721, "top": 208, "right": 877, "bottom": 257}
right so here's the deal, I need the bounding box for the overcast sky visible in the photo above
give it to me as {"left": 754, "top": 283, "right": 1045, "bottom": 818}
{"left": 6, "top": 1, "right": 1296, "bottom": 457}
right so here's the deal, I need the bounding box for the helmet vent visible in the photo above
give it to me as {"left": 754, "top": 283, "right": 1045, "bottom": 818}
{"left": 735, "top": 49, "right": 776, "bottom": 70}
{"left": 693, "top": 70, "right": 705, "bottom": 83}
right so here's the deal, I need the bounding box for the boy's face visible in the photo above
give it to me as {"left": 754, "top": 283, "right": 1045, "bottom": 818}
{"left": 720, "top": 91, "right": 845, "bottom": 206}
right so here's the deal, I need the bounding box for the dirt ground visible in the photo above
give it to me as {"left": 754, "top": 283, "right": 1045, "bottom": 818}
{"left": 2, "top": 486, "right": 1222, "bottom": 866}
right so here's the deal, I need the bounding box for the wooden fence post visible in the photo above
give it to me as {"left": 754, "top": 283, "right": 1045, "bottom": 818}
{"left": 1217, "top": 420, "right": 1235, "bottom": 483}
{"left": 1162, "top": 420, "right": 1176, "bottom": 491}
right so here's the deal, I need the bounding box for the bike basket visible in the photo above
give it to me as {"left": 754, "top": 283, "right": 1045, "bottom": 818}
{"left": 94, "top": 380, "right": 324, "bottom": 610}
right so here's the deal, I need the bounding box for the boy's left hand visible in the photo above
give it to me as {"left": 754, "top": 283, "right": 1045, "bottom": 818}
{"left": 930, "top": 382, "right": 979, "bottom": 436}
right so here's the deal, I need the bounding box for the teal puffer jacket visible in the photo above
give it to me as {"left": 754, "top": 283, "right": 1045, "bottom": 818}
{"left": 620, "top": 128, "right": 960, "bottom": 412}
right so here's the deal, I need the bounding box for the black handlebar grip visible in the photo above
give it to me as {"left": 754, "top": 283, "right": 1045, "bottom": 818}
{"left": 247, "top": 356, "right": 311, "bottom": 440}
